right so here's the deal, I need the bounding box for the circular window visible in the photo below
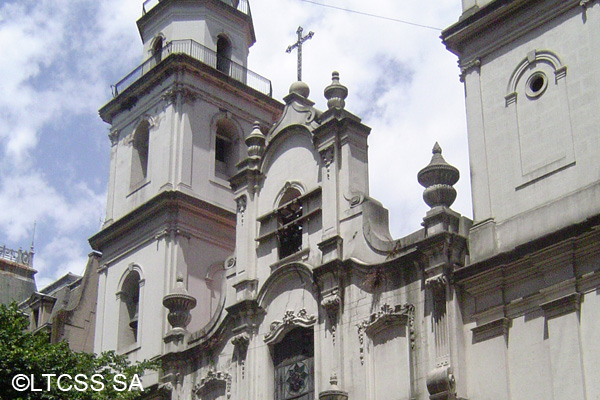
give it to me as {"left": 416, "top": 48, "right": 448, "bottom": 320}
{"left": 525, "top": 71, "right": 548, "bottom": 98}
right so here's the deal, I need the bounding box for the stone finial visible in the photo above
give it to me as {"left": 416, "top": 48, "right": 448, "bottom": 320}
{"left": 319, "top": 372, "right": 348, "bottom": 400}
{"left": 163, "top": 273, "right": 197, "bottom": 334}
{"left": 324, "top": 71, "right": 348, "bottom": 110}
{"left": 246, "top": 121, "right": 265, "bottom": 160}
{"left": 289, "top": 81, "right": 310, "bottom": 98}
{"left": 417, "top": 142, "right": 459, "bottom": 209}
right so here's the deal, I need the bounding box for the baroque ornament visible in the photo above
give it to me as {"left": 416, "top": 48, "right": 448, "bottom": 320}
{"left": 356, "top": 303, "right": 416, "bottom": 365}
{"left": 320, "top": 147, "right": 334, "bottom": 179}
{"left": 321, "top": 293, "right": 341, "bottom": 345}
{"left": 264, "top": 309, "right": 316, "bottom": 344}
{"left": 193, "top": 370, "right": 232, "bottom": 399}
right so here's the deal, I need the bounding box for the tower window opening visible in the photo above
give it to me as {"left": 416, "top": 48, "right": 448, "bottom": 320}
{"left": 152, "top": 37, "right": 163, "bottom": 64}
{"left": 131, "top": 121, "right": 150, "bottom": 186}
{"left": 215, "top": 136, "right": 229, "bottom": 164}
{"left": 214, "top": 119, "right": 237, "bottom": 178}
{"left": 118, "top": 271, "right": 141, "bottom": 349}
{"left": 216, "top": 36, "right": 232, "bottom": 74}
{"left": 277, "top": 188, "right": 303, "bottom": 259}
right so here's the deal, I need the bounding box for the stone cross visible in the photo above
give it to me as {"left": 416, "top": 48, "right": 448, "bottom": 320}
{"left": 286, "top": 26, "right": 314, "bottom": 81}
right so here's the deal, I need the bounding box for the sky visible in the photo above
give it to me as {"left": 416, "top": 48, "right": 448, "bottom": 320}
{"left": 0, "top": 0, "right": 470, "bottom": 289}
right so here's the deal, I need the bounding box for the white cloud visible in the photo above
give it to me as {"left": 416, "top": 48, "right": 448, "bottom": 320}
{"left": 0, "top": 171, "right": 105, "bottom": 242}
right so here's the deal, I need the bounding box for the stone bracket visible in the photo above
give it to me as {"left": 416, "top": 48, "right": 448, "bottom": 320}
{"left": 471, "top": 317, "right": 511, "bottom": 344}
{"left": 540, "top": 292, "right": 581, "bottom": 320}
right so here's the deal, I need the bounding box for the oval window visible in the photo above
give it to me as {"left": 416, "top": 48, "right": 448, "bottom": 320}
{"left": 525, "top": 71, "right": 548, "bottom": 98}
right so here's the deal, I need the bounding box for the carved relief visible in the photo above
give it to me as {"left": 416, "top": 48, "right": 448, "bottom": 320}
{"left": 225, "top": 256, "right": 236, "bottom": 270}
{"left": 426, "top": 273, "right": 449, "bottom": 367}
{"left": 320, "top": 147, "right": 334, "bottom": 179}
{"left": 236, "top": 195, "right": 247, "bottom": 226}
{"left": 356, "top": 303, "right": 415, "bottom": 365}
{"left": 193, "top": 369, "right": 232, "bottom": 399}
{"left": 343, "top": 191, "right": 365, "bottom": 207}
{"left": 321, "top": 293, "right": 341, "bottom": 344}
{"left": 290, "top": 101, "right": 317, "bottom": 124}
{"left": 231, "top": 333, "right": 249, "bottom": 379}
{"left": 108, "top": 129, "right": 119, "bottom": 146}
{"left": 264, "top": 309, "right": 316, "bottom": 345}
{"left": 459, "top": 57, "right": 481, "bottom": 82}
{"left": 163, "top": 85, "right": 199, "bottom": 106}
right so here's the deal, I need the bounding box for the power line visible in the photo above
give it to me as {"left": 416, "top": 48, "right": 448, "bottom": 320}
{"left": 298, "top": 0, "right": 442, "bottom": 31}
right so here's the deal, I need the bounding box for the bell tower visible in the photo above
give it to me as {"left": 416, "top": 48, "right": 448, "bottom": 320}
{"left": 442, "top": 0, "right": 600, "bottom": 263}
{"left": 91, "top": 0, "right": 283, "bottom": 373}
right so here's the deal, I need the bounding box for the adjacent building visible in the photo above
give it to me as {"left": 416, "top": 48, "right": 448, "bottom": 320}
{"left": 0, "top": 245, "right": 36, "bottom": 305}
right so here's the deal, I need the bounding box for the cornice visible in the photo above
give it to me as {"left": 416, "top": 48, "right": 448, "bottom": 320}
{"left": 455, "top": 213, "right": 600, "bottom": 281}
{"left": 89, "top": 190, "right": 235, "bottom": 251}
{"left": 442, "top": 0, "right": 582, "bottom": 61}
{"left": 99, "top": 53, "right": 283, "bottom": 124}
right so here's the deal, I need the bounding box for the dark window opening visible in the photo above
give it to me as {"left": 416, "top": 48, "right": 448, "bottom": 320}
{"left": 277, "top": 188, "right": 303, "bottom": 259}
{"left": 214, "top": 119, "right": 237, "bottom": 178}
{"left": 274, "top": 328, "right": 314, "bottom": 400}
{"left": 215, "top": 136, "right": 228, "bottom": 163}
{"left": 131, "top": 121, "right": 150, "bottom": 185}
{"left": 119, "top": 271, "right": 141, "bottom": 348}
{"left": 152, "top": 37, "right": 163, "bottom": 64}
{"left": 530, "top": 75, "right": 544, "bottom": 92}
{"left": 216, "top": 36, "right": 232, "bottom": 74}
{"left": 32, "top": 308, "right": 39, "bottom": 329}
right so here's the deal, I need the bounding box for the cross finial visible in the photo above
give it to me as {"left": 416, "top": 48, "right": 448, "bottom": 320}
{"left": 286, "top": 26, "right": 314, "bottom": 81}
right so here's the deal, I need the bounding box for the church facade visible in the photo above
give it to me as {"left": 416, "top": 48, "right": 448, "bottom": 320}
{"left": 89, "top": 1, "right": 600, "bottom": 400}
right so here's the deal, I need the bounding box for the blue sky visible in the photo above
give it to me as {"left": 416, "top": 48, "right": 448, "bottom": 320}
{"left": 0, "top": 0, "right": 469, "bottom": 288}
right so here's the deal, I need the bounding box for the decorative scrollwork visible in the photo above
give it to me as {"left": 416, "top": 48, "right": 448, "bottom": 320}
{"left": 459, "top": 58, "right": 481, "bottom": 82}
{"left": 162, "top": 85, "right": 198, "bottom": 106}
{"left": 108, "top": 129, "right": 119, "bottom": 146}
{"left": 225, "top": 256, "right": 236, "bottom": 270}
{"left": 264, "top": 309, "right": 316, "bottom": 345}
{"left": 356, "top": 303, "right": 416, "bottom": 365}
{"left": 320, "top": 147, "right": 334, "bottom": 179}
{"left": 231, "top": 332, "right": 249, "bottom": 348}
{"left": 193, "top": 370, "right": 232, "bottom": 399}
{"left": 321, "top": 294, "right": 341, "bottom": 345}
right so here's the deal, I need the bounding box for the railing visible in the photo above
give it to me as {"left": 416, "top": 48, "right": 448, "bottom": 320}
{"left": 111, "top": 39, "right": 272, "bottom": 97}
{"left": 0, "top": 245, "right": 33, "bottom": 267}
{"left": 142, "top": 0, "right": 250, "bottom": 16}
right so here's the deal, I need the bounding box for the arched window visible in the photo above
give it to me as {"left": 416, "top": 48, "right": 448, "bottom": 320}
{"left": 131, "top": 121, "right": 150, "bottom": 186}
{"left": 216, "top": 36, "right": 232, "bottom": 75}
{"left": 273, "top": 327, "right": 314, "bottom": 400}
{"left": 118, "top": 271, "right": 140, "bottom": 350}
{"left": 152, "top": 36, "right": 163, "bottom": 64}
{"left": 214, "top": 118, "right": 238, "bottom": 178}
{"left": 277, "top": 187, "right": 303, "bottom": 259}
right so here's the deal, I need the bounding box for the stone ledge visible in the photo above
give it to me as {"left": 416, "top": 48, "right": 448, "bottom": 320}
{"left": 540, "top": 292, "right": 581, "bottom": 319}
{"left": 471, "top": 317, "right": 510, "bottom": 344}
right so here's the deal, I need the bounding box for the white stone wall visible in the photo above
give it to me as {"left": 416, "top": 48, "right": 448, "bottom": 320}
{"left": 461, "top": 3, "right": 600, "bottom": 260}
